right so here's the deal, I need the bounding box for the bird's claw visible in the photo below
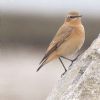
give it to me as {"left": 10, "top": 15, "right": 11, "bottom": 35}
{"left": 61, "top": 70, "right": 67, "bottom": 77}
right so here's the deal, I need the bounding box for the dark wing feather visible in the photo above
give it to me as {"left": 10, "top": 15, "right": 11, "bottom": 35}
{"left": 39, "top": 41, "right": 59, "bottom": 64}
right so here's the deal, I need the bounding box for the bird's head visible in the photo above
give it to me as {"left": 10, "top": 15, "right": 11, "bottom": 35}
{"left": 65, "top": 11, "right": 82, "bottom": 24}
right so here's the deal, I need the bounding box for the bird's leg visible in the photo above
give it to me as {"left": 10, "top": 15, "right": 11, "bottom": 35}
{"left": 59, "top": 57, "right": 67, "bottom": 77}
{"left": 61, "top": 53, "right": 81, "bottom": 68}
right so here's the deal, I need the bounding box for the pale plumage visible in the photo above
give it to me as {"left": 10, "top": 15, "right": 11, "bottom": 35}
{"left": 37, "top": 11, "right": 85, "bottom": 76}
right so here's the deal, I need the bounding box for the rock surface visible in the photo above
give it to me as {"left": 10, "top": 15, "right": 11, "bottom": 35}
{"left": 47, "top": 34, "right": 100, "bottom": 100}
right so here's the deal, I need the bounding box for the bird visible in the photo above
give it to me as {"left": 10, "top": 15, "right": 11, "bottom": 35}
{"left": 36, "top": 11, "right": 85, "bottom": 77}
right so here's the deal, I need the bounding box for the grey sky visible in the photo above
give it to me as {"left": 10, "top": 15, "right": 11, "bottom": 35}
{"left": 0, "top": 0, "right": 99, "bottom": 16}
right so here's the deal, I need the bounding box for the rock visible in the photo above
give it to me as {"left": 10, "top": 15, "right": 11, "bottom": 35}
{"left": 47, "top": 34, "right": 100, "bottom": 100}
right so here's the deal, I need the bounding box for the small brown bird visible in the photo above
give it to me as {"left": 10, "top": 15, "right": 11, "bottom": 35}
{"left": 37, "top": 11, "right": 85, "bottom": 76}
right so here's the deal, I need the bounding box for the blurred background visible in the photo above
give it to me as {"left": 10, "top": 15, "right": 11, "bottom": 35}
{"left": 0, "top": 0, "right": 100, "bottom": 100}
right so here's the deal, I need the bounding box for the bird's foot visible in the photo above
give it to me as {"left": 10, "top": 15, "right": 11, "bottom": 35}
{"left": 61, "top": 70, "right": 67, "bottom": 77}
{"left": 68, "top": 58, "right": 77, "bottom": 70}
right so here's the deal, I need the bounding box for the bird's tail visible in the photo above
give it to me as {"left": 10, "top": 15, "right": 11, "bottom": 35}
{"left": 36, "top": 58, "right": 47, "bottom": 72}
{"left": 36, "top": 53, "right": 58, "bottom": 72}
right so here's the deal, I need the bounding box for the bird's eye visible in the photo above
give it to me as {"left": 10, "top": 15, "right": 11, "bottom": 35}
{"left": 67, "top": 16, "right": 74, "bottom": 19}
{"left": 69, "top": 16, "right": 74, "bottom": 18}
{"left": 69, "top": 15, "right": 82, "bottom": 18}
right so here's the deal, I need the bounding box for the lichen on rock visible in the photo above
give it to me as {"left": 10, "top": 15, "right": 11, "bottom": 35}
{"left": 47, "top": 34, "right": 100, "bottom": 100}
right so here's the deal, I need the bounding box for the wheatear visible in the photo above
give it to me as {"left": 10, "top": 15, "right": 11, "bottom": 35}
{"left": 37, "top": 11, "right": 85, "bottom": 76}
